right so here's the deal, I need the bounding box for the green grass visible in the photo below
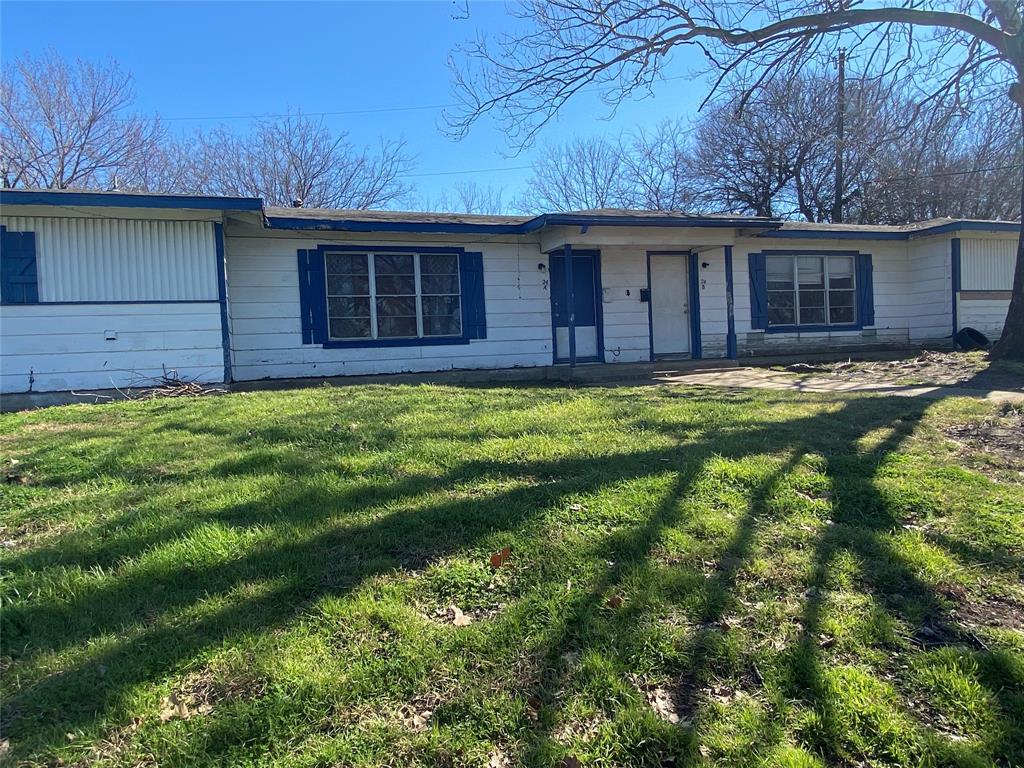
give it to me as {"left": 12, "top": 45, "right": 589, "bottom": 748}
{"left": 1, "top": 383, "right": 1022, "bottom": 767}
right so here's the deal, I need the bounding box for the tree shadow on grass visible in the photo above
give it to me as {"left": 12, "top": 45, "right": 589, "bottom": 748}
{"left": 3, "top": 386, "right": 1022, "bottom": 765}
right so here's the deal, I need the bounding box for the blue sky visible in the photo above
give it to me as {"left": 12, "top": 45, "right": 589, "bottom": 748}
{"left": 1, "top": 0, "right": 709, "bottom": 208}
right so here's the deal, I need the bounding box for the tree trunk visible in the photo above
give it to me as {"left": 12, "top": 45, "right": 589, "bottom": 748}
{"left": 990, "top": 104, "right": 1024, "bottom": 361}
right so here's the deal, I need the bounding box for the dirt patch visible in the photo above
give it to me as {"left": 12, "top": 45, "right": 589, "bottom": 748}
{"left": 951, "top": 590, "right": 1024, "bottom": 633}
{"left": 776, "top": 351, "right": 1005, "bottom": 388}
{"left": 942, "top": 405, "right": 1024, "bottom": 475}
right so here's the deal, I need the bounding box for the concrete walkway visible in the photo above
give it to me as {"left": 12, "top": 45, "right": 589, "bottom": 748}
{"left": 655, "top": 367, "right": 1024, "bottom": 403}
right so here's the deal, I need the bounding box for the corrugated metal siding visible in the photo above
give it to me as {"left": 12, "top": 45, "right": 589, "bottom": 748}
{"left": 0, "top": 216, "right": 218, "bottom": 301}
{"left": 960, "top": 238, "right": 1015, "bottom": 290}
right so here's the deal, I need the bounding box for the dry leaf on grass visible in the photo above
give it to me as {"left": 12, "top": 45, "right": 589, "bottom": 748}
{"left": 401, "top": 706, "right": 432, "bottom": 732}
{"left": 525, "top": 695, "right": 542, "bottom": 722}
{"left": 489, "top": 546, "right": 512, "bottom": 569}
{"left": 487, "top": 746, "right": 512, "bottom": 767}
{"left": 448, "top": 604, "right": 473, "bottom": 626}
{"left": 158, "top": 692, "right": 190, "bottom": 722}
{"left": 606, "top": 594, "right": 624, "bottom": 609}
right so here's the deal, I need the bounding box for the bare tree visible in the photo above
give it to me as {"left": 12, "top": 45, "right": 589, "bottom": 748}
{"left": 447, "top": 0, "right": 1024, "bottom": 359}
{"left": 1, "top": 50, "right": 164, "bottom": 189}
{"left": 517, "top": 136, "right": 632, "bottom": 212}
{"left": 181, "top": 114, "right": 412, "bottom": 209}
{"left": 421, "top": 180, "right": 508, "bottom": 214}
{"left": 622, "top": 119, "right": 698, "bottom": 211}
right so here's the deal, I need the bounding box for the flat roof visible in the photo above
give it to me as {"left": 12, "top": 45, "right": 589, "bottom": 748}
{"left": 2, "top": 190, "right": 1017, "bottom": 237}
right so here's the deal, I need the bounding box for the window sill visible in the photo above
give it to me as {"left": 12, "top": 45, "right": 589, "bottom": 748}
{"left": 320, "top": 336, "right": 472, "bottom": 349}
{"left": 764, "top": 323, "right": 862, "bottom": 334}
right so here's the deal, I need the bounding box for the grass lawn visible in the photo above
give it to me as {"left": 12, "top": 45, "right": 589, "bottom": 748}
{"left": 1, "top": 383, "right": 1022, "bottom": 767}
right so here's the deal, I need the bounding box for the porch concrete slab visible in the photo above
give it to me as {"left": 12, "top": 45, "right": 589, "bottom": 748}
{"left": 656, "top": 367, "right": 1024, "bottom": 403}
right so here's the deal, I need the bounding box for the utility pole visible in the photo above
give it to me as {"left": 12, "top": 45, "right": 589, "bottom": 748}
{"left": 832, "top": 45, "right": 846, "bottom": 223}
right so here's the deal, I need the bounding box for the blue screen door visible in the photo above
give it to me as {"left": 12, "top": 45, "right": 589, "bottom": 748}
{"left": 550, "top": 250, "right": 601, "bottom": 363}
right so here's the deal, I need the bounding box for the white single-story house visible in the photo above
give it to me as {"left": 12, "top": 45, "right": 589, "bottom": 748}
{"left": 0, "top": 189, "right": 1018, "bottom": 395}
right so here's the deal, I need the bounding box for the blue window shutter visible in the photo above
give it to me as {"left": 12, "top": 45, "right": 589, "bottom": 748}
{"left": 308, "top": 249, "right": 328, "bottom": 344}
{"left": 460, "top": 251, "right": 486, "bottom": 339}
{"left": 748, "top": 252, "right": 767, "bottom": 329}
{"left": 856, "top": 253, "right": 874, "bottom": 327}
{"left": 1, "top": 227, "right": 39, "bottom": 304}
{"left": 297, "top": 250, "right": 314, "bottom": 344}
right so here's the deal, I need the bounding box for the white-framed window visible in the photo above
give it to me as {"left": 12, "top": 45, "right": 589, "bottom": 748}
{"left": 324, "top": 251, "right": 462, "bottom": 340}
{"left": 766, "top": 254, "right": 856, "bottom": 327}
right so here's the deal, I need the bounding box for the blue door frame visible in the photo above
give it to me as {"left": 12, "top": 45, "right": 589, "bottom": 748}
{"left": 646, "top": 250, "right": 702, "bottom": 360}
{"left": 549, "top": 246, "right": 604, "bottom": 365}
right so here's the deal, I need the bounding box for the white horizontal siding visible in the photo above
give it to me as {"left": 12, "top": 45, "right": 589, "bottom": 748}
{"left": 957, "top": 296, "right": 1009, "bottom": 339}
{"left": 0, "top": 303, "right": 224, "bottom": 393}
{"left": 960, "top": 238, "right": 1015, "bottom": 290}
{"left": 731, "top": 237, "right": 944, "bottom": 354}
{"left": 224, "top": 234, "right": 554, "bottom": 381}
{"left": 0, "top": 216, "right": 218, "bottom": 301}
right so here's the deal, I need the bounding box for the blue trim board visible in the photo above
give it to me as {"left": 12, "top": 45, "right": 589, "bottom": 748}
{"left": 565, "top": 244, "right": 576, "bottom": 366}
{"left": 951, "top": 237, "right": 961, "bottom": 337}
{"left": 213, "top": 223, "right": 233, "bottom": 384}
{"left": 724, "top": 246, "right": 737, "bottom": 359}
{"left": 0, "top": 189, "right": 262, "bottom": 211}
{"left": 757, "top": 220, "right": 1019, "bottom": 241}
{"left": 1, "top": 300, "right": 219, "bottom": 306}
{"left": 268, "top": 217, "right": 527, "bottom": 235}
{"left": 688, "top": 252, "right": 702, "bottom": 359}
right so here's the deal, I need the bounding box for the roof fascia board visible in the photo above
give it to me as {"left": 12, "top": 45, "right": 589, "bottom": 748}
{"left": 758, "top": 221, "right": 1019, "bottom": 241}
{"left": 265, "top": 216, "right": 529, "bottom": 234}
{"left": 0, "top": 189, "right": 263, "bottom": 212}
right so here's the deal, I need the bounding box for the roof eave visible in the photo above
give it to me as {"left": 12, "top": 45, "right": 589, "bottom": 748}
{"left": 0, "top": 189, "right": 264, "bottom": 212}
{"left": 264, "top": 215, "right": 528, "bottom": 235}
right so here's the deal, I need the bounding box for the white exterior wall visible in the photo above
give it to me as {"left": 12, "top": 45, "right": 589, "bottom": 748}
{"left": 0, "top": 303, "right": 223, "bottom": 393}
{"left": 696, "top": 248, "right": 729, "bottom": 358}
{"left": 0, "top": 214, "right": 225, "bottom": 394}
{"left": 731, "top": 237, "right": 935, "bottom": 356}
{"left": 957, "top": 298, "right": 1009, "bottom": 339}
{"left": 598, "top": 247, "right": 650, "bottom": 363}
{"left": 224, "top": 229, "right": 553, "bottom": 381}
{"left": 905, "top": 236, "right": 953, "bottom": 343}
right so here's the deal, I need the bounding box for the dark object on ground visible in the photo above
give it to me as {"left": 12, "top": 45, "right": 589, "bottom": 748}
{"left": 955, "top": 327, "right": 990, "bottom": 351}
{"left": 785, "top": 363, "right": 827, "bottom": 373}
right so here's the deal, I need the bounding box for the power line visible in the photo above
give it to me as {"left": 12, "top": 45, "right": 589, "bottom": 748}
{"left": 405, "top": 164, "right": 532, "bottom": 178}
{"left": 160, "top": 103, "right": 454, "bottom": 122}
{"left": 865, "top": 162, "right": 1022, "bottom": 184}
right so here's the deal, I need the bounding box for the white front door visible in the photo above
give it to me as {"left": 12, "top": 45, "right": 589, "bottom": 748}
{"left": 649, "top": 255, "right": 690, "bottom": 356}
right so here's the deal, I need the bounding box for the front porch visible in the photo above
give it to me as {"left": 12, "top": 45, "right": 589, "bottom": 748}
{"left": 545, "top": 239, "right": 739, "bottom": 367}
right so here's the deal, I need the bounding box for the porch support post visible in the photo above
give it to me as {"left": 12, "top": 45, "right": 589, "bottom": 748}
{"left": 687, "top": 250, "right": 702, "bottom": 359}
{"left": 724, "top": 245, "right": 737, "bottom": 359}
{"left": 565, "top": 244, "right": 577, "bottom": 367}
